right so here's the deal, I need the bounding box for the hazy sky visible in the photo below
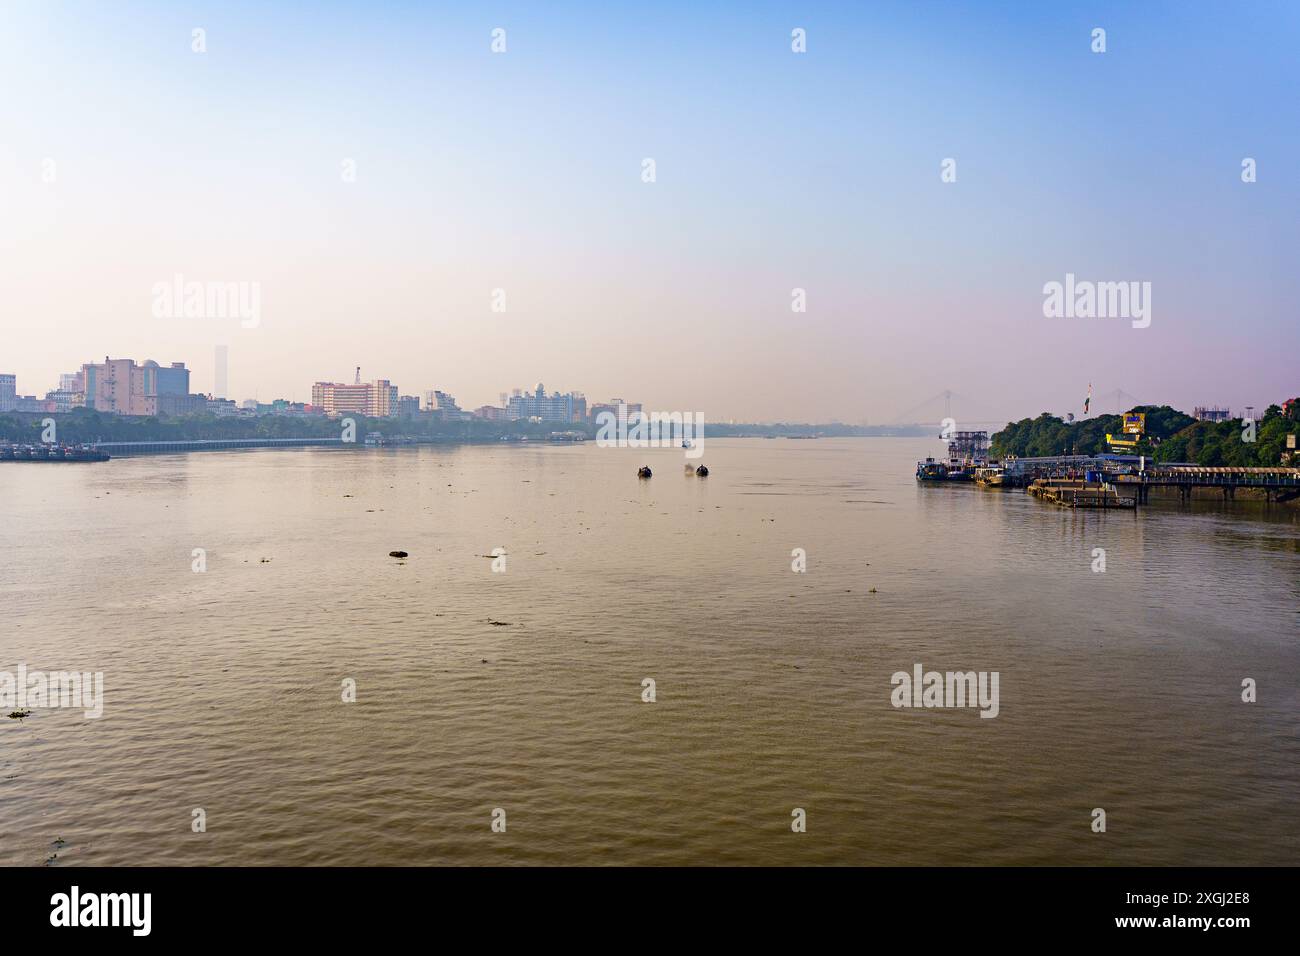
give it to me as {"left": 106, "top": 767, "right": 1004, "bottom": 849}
{"left": 1, "top": 1, "right": 1296, "bottom": 425}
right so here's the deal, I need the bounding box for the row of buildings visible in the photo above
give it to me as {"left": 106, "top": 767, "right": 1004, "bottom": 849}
{"left": 470, "top": 384, "right": 642, "bottom": 425}
{"left": 306, "top": 377, "right": 467, "bottom": 421}
{"left": 2, "top": 362, "right": 640, "bottom": 427}
{"left": 2, "top": 359, "right": 276, "bottom": 418}
{"left": 2, "top": 359, "right": 195, "bottom": 416}
{"left": 1, "top": 371, "right": 82, "bottom": 414}
{"left": 311, "top": 378, "right": 639, "bottom": 425}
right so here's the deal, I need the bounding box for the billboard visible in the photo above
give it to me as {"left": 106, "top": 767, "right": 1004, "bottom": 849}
{"left": 1122, "top": 412, "right": 1146, "bottom": 435}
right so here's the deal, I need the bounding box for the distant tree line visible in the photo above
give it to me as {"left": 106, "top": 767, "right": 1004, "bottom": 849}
{"left": 0, "top": 408, "right": 926, "bottom": 444}
{"left": 0, "top": 408, "right": 562, "bottom": 444}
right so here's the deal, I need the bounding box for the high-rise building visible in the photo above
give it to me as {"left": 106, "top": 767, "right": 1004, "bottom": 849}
{"left": 505, "top": 383, "right": 585, "bottom": 422}
{"left": 0, "top": 374, "right": 16, "bottom": 412}
{"left": 81, "top": 358, "right": 144, "bottom": 415}
{"left": 311, "top": 382, "right": 368, "bottom": 416}
{"left": 311, "top": 378, "right": 398, "bottom": 417}
{"left": 82, "top": 358, "right": 136, "bottom": 414}
{"left": 153, "top": 361, "right": 191, "bottom": 396}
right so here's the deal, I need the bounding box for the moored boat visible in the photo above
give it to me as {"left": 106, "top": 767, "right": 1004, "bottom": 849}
{"left": 0, "top": 443, "right": 110, "bottom": 462}
{"left": 916, "top": 457, "right": 974, "bottom": 482}
{"left": 916, "top": 457, "right": 949, "bottom": 481}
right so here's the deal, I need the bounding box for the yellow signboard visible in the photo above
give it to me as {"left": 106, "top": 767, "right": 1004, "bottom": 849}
{"left": 1122, "top": 412, "right": 1146, "bottom": 435}
{"left": 1106, "top": 433, "right": 1139, "bottom": 448}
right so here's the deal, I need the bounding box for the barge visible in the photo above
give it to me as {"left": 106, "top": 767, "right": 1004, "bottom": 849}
{"left": 0, "top": 443, "right": 110, "bottom": 462}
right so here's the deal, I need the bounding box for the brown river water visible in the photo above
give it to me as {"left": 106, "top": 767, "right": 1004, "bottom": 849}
{"left": 1, "top": 438, "right": 1296, "bottom": 865}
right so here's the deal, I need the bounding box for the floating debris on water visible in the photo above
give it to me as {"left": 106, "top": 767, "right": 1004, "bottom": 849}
{"left": 7, "top": 710, "right": 32, "bottom": 720}
{"left": 389, "top": 550, "right": 409, "bottom": 558}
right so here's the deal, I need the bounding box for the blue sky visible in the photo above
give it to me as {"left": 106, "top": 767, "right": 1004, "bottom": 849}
{"left": 1, "top": 1, "right": 1296, "bottom": 421}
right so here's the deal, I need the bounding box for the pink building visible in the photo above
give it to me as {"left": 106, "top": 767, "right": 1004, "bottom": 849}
{"left": 81, "top": 358, "right": 154, "bottom": 415}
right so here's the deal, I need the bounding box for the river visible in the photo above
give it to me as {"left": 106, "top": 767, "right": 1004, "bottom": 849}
{"left": 1, "top": 438, "right": 1295, "bottom": 865}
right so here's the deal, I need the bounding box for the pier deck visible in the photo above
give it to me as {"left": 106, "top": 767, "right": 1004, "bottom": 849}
{"left": 1027, "top": 478, "right": 1137, "bottom": 509}
{"left": 1004, "top": 456, "right": 1300, "bottom": 504}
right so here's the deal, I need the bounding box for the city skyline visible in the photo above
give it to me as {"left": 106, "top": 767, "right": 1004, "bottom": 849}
{"left": 0, "top": 350, "right": 1292, "bottom": 427}
{"left": 2, "top": 2, "right": 1297, "bottom": 423}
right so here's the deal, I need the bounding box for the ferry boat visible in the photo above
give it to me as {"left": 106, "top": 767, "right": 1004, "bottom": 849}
{"left": 916, "top": 457, "right": 972, "bottom": 482}
{"left": 974, "top": 466, "right": 1007, "bottom": 488}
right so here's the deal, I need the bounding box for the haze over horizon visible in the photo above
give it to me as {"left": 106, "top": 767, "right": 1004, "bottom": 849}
{"left": 2, "top": 1, "right": 1297, "bottom": 424}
